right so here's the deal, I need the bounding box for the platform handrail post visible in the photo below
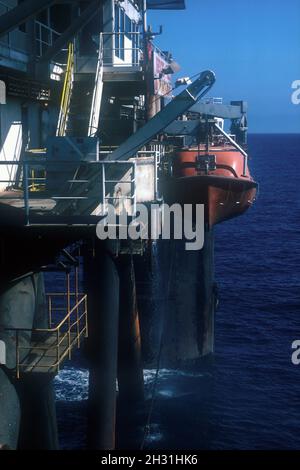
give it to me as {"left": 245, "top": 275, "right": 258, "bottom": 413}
{"left": 23, "top": 163, "right": 30, "bottom": 225}
{"left": 48, "top": 295, "right": 52, "bottom": 328}
{"left": 102, "top": 163, "right": 106, "bottom": 215}
{"left": 56, "top": 328, "right": 60, "bottom": 373}
{"left": 154, "top": 150, "right": 159, "bottom": 200}
{"left": 132, "top": 161, "right": 137, "bottom": 216}
{"left": 75, "top": 266, "right": 80, "bottom": 348}
{"left": 85, "top": 295, "right": 88, "bottom": 338}
{"left": 243, "top": 154, "right": 248, "bottom": 177}
{"left": 67, "top": 272, "right": 71, "bottom": 359}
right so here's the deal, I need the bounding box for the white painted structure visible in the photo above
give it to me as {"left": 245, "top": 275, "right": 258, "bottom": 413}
{"left": 0, "top": 340, "right": 6, "bottom": 365}
{"left": 103, "top": 0, "right": 142, "bottom": 68}
{"left": 0, "top": 99, "right": 22, "bottom": 190}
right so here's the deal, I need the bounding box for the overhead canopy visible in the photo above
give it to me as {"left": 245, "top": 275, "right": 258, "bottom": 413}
{"left": 147, "top": 0, "right": 186, "bottom": 10}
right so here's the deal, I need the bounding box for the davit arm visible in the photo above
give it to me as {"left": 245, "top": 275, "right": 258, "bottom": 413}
{"left": 106, "top": 70, "right": 216, "bottom": 162}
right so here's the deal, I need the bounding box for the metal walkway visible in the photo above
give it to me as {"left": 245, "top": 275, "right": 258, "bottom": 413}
{"left": 6, "top": 292, "right": 88, "bottom": 378}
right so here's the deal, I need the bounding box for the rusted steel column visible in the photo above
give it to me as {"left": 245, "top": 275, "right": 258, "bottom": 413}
{"left": 117, "top": 256, "right": 144, "bottom": 405}
{"left": 85, "top": 241, "right": 120, "bottom": 450}
{"left": 134, "top": 245, "right": 160, "bottom": 367}
{"left": 136, "top": 231, "right": 216, "bottom": 368}
{"left": 161, "top": 230, "right": 216, "bottom": 365}
{"left": 200, "top": 228, "right": 216, "bottom": 356}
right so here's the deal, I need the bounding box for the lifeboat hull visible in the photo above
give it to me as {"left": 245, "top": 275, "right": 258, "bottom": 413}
{"left": 161, "top": 174, "right": 257, "bottom": 227}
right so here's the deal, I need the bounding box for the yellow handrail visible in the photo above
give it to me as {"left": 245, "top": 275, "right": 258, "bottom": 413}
{"left": 35, "top": 294, "right": 87, "bottom": 333}
{"left": 10, "top": 293, "right": 88, "bottom": 378}
{"left": 56, "top": 42, "right": 74, "bottom": 136}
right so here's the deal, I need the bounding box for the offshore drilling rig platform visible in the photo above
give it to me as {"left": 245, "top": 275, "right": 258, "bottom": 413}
{"left": 0, "top": 0, "right": 257, "bottom": 450}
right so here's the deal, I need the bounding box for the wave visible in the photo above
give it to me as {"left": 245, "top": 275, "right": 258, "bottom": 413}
{"left": 54, "top": 367, "right": 205, "bottom": 402}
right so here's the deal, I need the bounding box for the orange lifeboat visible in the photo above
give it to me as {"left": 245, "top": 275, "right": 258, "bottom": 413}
{"left": 161, "top": 145, "right": 258, "bottom": 227}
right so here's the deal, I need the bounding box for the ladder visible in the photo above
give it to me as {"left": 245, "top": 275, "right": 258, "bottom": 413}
{"left": 56, "top": 43, "right": 74, "bottom": 137}
{"left": 56, "top": 37, "right": 104, "bottom": 138}
{"left": 88, "top": 33, "right": 104, "bottom": 137}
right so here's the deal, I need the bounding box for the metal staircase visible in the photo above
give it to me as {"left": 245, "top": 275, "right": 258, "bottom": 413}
{"left": 88, "top": 34, "right": 104, "bottom": 137}
{"left": 65, "top": 79, "right": 94, "bottom": 137}
{"left": 56, "top": 43, "right": 74, "bottom": 137}
{"left": 56, "top": 36, "right": 104, "bottom": 138}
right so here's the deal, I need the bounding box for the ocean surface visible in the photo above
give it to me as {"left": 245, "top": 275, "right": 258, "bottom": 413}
{"left": 53, "top": 134, "right": 300, "bottom": 450}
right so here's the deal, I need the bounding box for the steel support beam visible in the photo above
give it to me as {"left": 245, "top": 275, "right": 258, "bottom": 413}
{"left": 53, "top": 71, "right": 216, "bottom": 217}
{"left": 106, "top": 70, "right": 216, "bottom": 162}
{"left": 0, "top": 0, "right": 59, "bottom": 38}
{"left": 164, "top": 120, "right": 202, "bottom": 136}
{"left": 189, "top": 102, "right": 245, "bottom": 120}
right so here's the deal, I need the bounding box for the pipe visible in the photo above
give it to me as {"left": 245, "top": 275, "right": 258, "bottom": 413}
{"left": 142, "top": 0, "right": 147, "bottom": 36}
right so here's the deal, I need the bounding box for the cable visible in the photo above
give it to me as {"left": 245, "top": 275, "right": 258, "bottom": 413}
{"left": 140, "top": 239, "right": 176, "bottom": 450}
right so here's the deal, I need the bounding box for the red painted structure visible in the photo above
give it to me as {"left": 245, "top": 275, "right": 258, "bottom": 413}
{"left": 162, "top": 146, "right": 258, "bottom": 226}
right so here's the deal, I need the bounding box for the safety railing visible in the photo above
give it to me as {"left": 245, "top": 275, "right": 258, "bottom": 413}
{"left": 100, "top": 147, "right": 162, "bottom": 205}
{"left": 35, "top": 21, "right": 60, "bottom": 58}
{"left": 4, "top": 266, "right": 88, "bottom": 379}
{"left": 214, "top": 122, "right": 248, "bottom": 176}
{"left": 102, "top": 32, "right": 142, "bottom": 68}
{"left": 0, "top": 158, "right": 138, "bottom": 223}
{"left": 0, "top": 2, "right": 9, "bottom": 46}
{"left": 56, "top": 42, "right": 74, "bottom": 136}
{"left": 0, "top": 5, "right": 60, "bottom": 57}
{"left": 88, "top": 34, "right": 104, "bottom": 137}
{"left": 0, "top": 144, "right": 163, "bottom": 224}
{"left": 4, "top": 290, "right": 87, "bottom": 379}
{"left": 101, "top": 159, "right": 137, "bottom": 215}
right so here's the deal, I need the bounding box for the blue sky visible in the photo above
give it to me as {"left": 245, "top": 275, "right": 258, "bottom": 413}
{"left": 149, "top": 0, "right": 300, "bottom": 133}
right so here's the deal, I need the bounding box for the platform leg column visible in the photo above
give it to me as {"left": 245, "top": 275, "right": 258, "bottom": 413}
{"left": 118, "top": 256, "right": 144, "bottom": 405}
{"left": 151, "top": 232, "right": 216, "bottom": 367}
{"left": 0, "top": 369, "right": 20, "bottom": 450}
{"left": 166, "top": 230, "right": 215, "bottom": 364}
{"left": 18, "top": 373, "right": 59, "bottom": 450}
{"left": 0, "top": 275, "right": 37, "bottom": 449}
{"left": 85, "top": 241, "right": 120, "bottom": 450}
{"left": 201, "top": 228, "right": 216, "bottom": 356}
{"left": 18, "top": 273, "right": 59, "bottom": 450}
{"left": 116, "top": 256, "right": 145, "bottom": 448}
